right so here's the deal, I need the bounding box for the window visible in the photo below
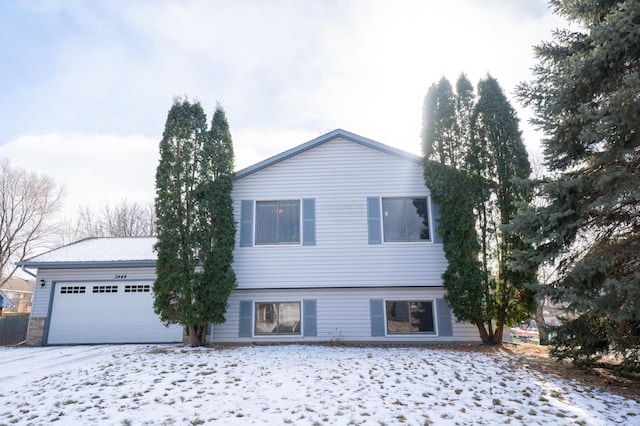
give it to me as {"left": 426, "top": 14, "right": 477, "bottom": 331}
{"left": 255, "top": 200, "right": 300, "bottom": 244}
{"left": 255, "top": 302, "right": 301, "bottom": 335}
{"left": 125, "top": 284, "right": 150, "bottom": 293}
{"left": 60, "top": 286, "right": 86, "bottom": 294}
{"left": 386, "top": 300, "right": 435, "bottom": 334}
{"left": 92, "top": 285, "right": 118, "bottom": 293}
{"left": 382, "top": 197, "right": 429, "bottom": 242}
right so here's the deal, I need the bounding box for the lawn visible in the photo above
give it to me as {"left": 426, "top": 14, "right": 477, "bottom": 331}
{"left": 0, "top": 344, "right": 637, "bottom": 425}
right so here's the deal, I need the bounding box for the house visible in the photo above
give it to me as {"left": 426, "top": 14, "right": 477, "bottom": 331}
{"left": 18, "top": 129, "right": 479, "bottom": 345}
{"left": 0, "top": 291, "right": 15, "bottom": 314}
{"left": 0, "top": 277, "right": 34, "bottom": 314}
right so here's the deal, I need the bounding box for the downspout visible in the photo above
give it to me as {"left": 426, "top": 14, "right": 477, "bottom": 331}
{"left": 20, "top": 265, "right": 37, "bottom": 279}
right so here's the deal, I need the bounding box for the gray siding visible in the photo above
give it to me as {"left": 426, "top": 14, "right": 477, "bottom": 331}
{"left": 211, "top": 287, "right": 479, "bottom": 343}
{"left": 232, "top": 137, "right": 447, "bottom": 289}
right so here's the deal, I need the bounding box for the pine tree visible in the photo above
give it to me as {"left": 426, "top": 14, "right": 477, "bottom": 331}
{"left": 515, "top": 0, "right": 640, "bottom": 368}
{"left": 423, "top": 74, "right": 535, "bottom": 345}
{"left": 153, "top": 99, "right": 236, "bottom": 346}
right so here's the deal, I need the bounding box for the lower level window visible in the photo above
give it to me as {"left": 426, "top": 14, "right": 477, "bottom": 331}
{"left": 386, "top": 300, "right": 435, "bottom": 334}
{"left": 255, "top": 302, "right": 301, "bottom": 335}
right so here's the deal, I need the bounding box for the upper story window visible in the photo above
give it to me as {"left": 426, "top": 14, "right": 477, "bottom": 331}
{"left": 382, "top": 197, "right": 429, "bottom": 242}
{"left": 255, "top": 200, "right": 300, "bottom": 245}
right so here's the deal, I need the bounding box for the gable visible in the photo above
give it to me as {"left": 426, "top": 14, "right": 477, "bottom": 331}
{"left": 236, "top": 129, "right": 421, "bottom": 180}
{"left": 234, "top": 136, "right": 428, "bottom": 198}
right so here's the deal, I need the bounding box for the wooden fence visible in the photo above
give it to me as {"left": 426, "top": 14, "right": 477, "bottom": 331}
{"left": 0, "top": 314, "right": 29, "bottom": 345}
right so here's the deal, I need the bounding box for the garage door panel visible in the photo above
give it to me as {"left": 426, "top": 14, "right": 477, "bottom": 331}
{"left": 48, "top": 281, "right": 182, "bottom": 344}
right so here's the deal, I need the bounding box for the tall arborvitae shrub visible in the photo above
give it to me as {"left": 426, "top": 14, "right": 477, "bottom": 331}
{"left": 153, "top": 99, "right": 236, "bottom": 346}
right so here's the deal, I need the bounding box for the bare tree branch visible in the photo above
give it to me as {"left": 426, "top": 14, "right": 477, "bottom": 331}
{"left": 0, "top": 158, "right": 64, "bottom": 286}
{"left": 59, "top": 199, "right": 155, "bottom": 244}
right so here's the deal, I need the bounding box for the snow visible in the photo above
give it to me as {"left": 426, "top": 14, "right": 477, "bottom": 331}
{"left": 20, "top": 237, "right": 156, "bottom": 264}
{"left": 0, "top": 344, "right": 638, "bottom": 425}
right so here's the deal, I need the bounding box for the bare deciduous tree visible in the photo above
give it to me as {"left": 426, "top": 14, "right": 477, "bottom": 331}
{"left": 0, "top": 158, "right": 64, "bottom": 286}
{"left": 59, "top": 200, "right": 155, "bottom": 245}
{"left": 102, "top": 200, "right": 155, "bottom": 237}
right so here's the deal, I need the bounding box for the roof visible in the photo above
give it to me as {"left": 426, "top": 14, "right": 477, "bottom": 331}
{"left": 0, "top": 292, "right": 15, "bottom": 308}
{"left": 235, "top": 128, "right": 422, "bottom": 179}
{"left": 0, "top": 277, "right": 34, "bottom": 292}
{"left": 16, "top": 237, "right": 157, "bottom": 269}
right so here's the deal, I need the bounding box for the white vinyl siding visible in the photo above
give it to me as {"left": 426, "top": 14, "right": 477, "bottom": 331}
{"left": 210, "top": 287, "right": 478, "bottom": 343}
{"left": 232, "top": 137, "right": 446, "bottom": 289}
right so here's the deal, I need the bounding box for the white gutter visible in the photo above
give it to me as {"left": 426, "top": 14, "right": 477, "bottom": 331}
{"left": 20, "top": 265, "right": 37, "bottom": 278}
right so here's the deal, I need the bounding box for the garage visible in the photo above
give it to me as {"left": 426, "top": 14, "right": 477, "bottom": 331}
{"left": 18, "top": 237, "right": 185, "bottom": 345}
{"left": 47, "top": 280, "right": 182, "bottom": 344}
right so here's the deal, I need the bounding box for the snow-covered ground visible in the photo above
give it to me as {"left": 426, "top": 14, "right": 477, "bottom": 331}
{"left": 0, "top": 344, "right": 638, "bottom": 425}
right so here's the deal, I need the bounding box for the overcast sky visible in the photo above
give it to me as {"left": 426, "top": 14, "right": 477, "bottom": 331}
{"left": 0, "top": 0, "right": 566, "bottom": 216}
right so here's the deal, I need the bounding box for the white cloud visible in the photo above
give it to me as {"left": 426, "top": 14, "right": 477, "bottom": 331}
{"left": 0, "top": 128, "right": 322, "bottom": 218}
{"left": 0, "top": 0, "right": 567, "bottom": 219}
{"left": 0, "top": 133, "right": 158, "bottom": 214}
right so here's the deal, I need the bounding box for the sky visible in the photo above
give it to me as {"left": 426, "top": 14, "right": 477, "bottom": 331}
{"left": 1, "top": 344, "right": 638, "bottom": 424}
{"left": 0, "top": 0, "right": 567, "bottom": 217}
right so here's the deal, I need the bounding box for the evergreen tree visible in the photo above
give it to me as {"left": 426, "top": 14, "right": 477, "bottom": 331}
{"left": 469, "top": 76, "right": 536, "bottom": 344}
{"left": 422, "top": 75, "right": 488, "bottom": 341}
{"left": 515, "top": 0, "right": 640, "bottom": 368}
{"left": 422, "top": 77, "right": 458, "bottom": 167}
{"left": 153, "top": 99, "right": 236, "bottom": 346}
{"left": 194, "top": 105, "right": 237, "bottom": 344}
{"left": 423, "top": 74, "right": 535, "bottom": 345}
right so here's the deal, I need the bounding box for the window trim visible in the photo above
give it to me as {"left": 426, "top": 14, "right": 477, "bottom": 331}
{"left": 254, "top": 199, "right": 302, "bottom": 246}
{"left": 380, "top": 196, "right": 432, "bottom": 243}
{"left": 254, "top": 300, "right": 303, "bottom": 336}
{"left": 384, "top": 299, "right": 437, "bottom": 335}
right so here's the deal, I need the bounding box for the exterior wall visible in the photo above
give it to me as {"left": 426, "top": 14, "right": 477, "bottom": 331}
{"left": 27, "top": 266, "right": 157, "bottom": 345}
{"left": 232, "top": 137, "right": 447, "bottom": 290}
{"left": 211, "top": 287, "right": 479, "bottom": 343}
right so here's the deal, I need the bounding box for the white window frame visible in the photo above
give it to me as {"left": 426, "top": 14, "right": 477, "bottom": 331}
{"left": 254, "top": 199, "right": 302, "bottom": 246}
{"left": 254, "top": 300, "right": 302, "bottom": 336}
{"left": 384, "top": 299, "right": 437, "bottom": 335}
{"left": 381, "top": 196, "right": 432, "bottom": 243}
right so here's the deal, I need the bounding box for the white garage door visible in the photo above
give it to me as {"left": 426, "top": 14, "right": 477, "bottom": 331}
{"left": 47, "top": 281, "right": 183, "bottom": 344}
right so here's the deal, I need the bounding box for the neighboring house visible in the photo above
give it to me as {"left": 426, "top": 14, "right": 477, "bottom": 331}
{"left": 18, "top": 129, "right": 479, "bottom": 345}
{"left": 0, "top": 291, "right": 15, "bottom": 314}
{"left": 0, "top": 277, "right": 34, "bottom": 314}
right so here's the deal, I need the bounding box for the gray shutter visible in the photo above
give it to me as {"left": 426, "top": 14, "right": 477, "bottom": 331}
{"left": 238, "top": 300, "right": 253, "bottom": 337}
{"left": 436, "top": 298, "right": 453, "bottom": 336}
{"left": 431, "top": 200, "right": 442, "bottom": 243}
{"left": 370, "top": 299, "right": 386, "bottom": 336}
{"left": 367, "top": 197, "right": 382, "bottom": 244}
{"left": 302, "top": 198, "right": 316, "bottom": 246}
{"left": 240, "top": 200, "right": 254, "bottom": 247}
{"left": 303, "top": 299, "right": 317, "bottom": 336}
